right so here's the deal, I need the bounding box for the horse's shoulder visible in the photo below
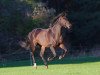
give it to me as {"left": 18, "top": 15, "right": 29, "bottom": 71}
{"left": 47, "top": 28, "right": 55, "bottom": 38}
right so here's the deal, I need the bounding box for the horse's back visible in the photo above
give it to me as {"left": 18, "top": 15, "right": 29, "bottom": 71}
{"left": 27, "top": 28, "right": 42, "bottom": 41}
{"left": 27, "top": 28, "right": 60, "bottom": 47}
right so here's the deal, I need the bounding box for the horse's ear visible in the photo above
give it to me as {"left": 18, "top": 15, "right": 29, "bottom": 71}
{"left": 59, "top": 12, "right": 67, "bottom": 17}
{"left": 62, "top": 11, "right": 67, "bottom": 17}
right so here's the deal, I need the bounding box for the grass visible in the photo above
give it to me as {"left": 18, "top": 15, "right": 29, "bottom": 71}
{"left": 0, "top": 56, "right": 100, "bottom": 75}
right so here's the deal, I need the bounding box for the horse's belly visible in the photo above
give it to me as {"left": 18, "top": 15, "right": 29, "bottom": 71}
{"left": 36, "top": 37, "right": 55, "bottom": 47}
{"left": 36, "top": 34, "right": 49, "bottom": 47}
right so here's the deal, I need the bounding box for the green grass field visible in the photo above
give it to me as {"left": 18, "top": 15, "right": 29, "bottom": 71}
{"left": 0, "top": 56, "right": 100, "bottom": 75}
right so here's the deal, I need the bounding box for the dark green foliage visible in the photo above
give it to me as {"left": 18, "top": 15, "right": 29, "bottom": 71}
{"left": 69, "top": 0, "right": 100, "bottom": 46}
{"left": 42, "top": 0, "right": 100, "bottom": 46}
{"left": 0, "top": 0, "right": 100, "bottom": 54}
{"left": 0, "top": 0, "right": 47, "bottom": 36}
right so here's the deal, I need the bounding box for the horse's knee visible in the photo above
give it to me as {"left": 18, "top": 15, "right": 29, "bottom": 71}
{"left": 40, "top": 52, "right": 42, "bottom": 57}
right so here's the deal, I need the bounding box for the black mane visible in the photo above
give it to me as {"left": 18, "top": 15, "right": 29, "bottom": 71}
{"left": 49, "top": 12, "right": 66, "bottom": 27}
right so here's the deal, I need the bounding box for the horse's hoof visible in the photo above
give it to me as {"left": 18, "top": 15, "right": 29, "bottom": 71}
{"left": 47, "top": 57, "right": 51, "bottom": 61}
{"left": 59, "top": 56, "right": 63, "bottom": 59}
{"left": 45, "top": 65, "right": 48, "bottom": 69}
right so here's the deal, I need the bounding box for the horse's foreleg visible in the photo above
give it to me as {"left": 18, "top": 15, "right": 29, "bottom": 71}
{"left": 47, "top": 46, "right": 56, "bottom": 61}
{"left": 40, "top": 46, "right": 48, "bottom": 69}
{"left": 59, "top": 44, "right": 67, "bottom": 59}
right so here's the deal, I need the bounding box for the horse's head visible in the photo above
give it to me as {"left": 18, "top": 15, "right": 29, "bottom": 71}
{"left": 58, "top": 13, "right": 72, "bottom": 29}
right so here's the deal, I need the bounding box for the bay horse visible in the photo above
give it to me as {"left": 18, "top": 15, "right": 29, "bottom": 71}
{"left": 20, "top": 13, "right": 72, "bottom": 69}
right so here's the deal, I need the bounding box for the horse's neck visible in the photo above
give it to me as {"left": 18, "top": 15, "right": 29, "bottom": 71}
{"left": 51, "top": 23, "right": 62, "bottom": 41}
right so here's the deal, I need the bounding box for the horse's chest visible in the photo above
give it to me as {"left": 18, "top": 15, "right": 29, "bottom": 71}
{"left": 47, "top": 30, "right": 60, "bottom": 46}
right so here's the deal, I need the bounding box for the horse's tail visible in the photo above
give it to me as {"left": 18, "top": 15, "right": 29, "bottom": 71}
{"left": 19, "top": 32, "right": 32, "bottom": 50}
{"left": 19, "top": 29, "right": 37, "bottom": 50}
{"left": 19, "top": 37, "right": 30, "bottom": 50}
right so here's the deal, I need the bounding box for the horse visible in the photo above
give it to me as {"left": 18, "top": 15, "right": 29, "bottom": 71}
{"left": 20, "top": 13, "right": 72, "bottom": 69}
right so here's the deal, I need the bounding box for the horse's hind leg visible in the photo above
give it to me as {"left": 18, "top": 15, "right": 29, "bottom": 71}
{"left": 40, "top": 46, "right": 48, "bottom": 69}
{"left": 59, "top": 44, "right": 67, "bottom": 59}
{"left": 47, "top": 46, "right": 56, "bottom": 61}
{"left": 31, "top": 44, "right": 37, "bottom": 69}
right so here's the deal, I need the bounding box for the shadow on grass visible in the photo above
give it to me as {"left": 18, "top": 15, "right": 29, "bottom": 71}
{"left": 0, "top": 56, "right": 100, "bottom": 68}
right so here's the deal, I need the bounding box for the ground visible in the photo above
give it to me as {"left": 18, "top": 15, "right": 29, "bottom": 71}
{"left": 0, "top": 56, "right": 100, "bottom": 75}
